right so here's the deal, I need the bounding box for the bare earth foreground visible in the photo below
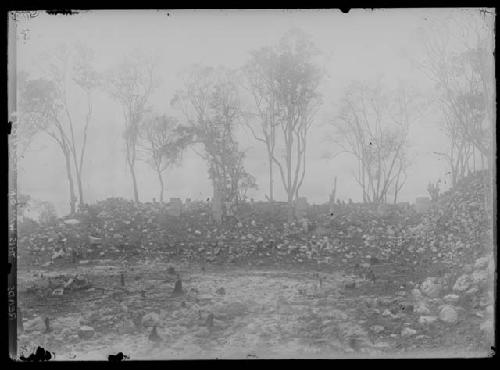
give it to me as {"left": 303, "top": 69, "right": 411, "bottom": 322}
{"left": 17, "top": 257, "right": 493, "bottom": 360}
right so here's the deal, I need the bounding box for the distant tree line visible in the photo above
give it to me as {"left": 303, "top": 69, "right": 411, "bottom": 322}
{"left": 16, "top": 12, "right": 495, "bottom": 222}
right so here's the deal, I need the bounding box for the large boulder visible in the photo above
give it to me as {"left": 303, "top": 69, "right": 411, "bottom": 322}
{"left": 414, "top": 302, "right": 431, "bottom": 315}
{"left": 401, "top": 327, "right": 417, "bottom": 337}
{"left": 453, "top": 274, "right": 473, "bottom": 292}
{"left": 439, "top": 305, "right": 458, "bottom": 324}
{"left": 474, "top": 255, "right": 490, "bottom": 270}
{"left": 141, "top": 312, "right": 160, "bottom": 328}
{"left": 471, "top": 269, "right": 488, "bottom": 284}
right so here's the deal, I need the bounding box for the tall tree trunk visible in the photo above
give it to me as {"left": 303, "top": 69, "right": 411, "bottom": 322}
{"left": 157, "top": 170, "right": 164, "bottom": 203}
{"left": 128, "top": 160, "right": 139, "bottom": 203}
{"left": 268, "top": 150, "right": 274, "bottom": 202}
{"left": 286, "top": 130, "right": 294, "bottom": 223}
{"left": 212, "top": 179, "right": 222, "bottom": 224}
{"left": 68, "top": 127, "right": 87, "bottom": 207}
{"left": 393, "top": 183, "right": 398, "bottom": 204}
{"left": 361, "top": 160, "right": 367, "bottom": 203}
{"left": 287, "top": 191, "right": 295, "bottom": 223}
{"left": 75, "top": 170, "right": 84, "bottom": 206}
{"left": 473, "top": 148, "right": 476, "bottom": 172}
{"left": 63, "top": 150, "right": 76, "bottom": 215}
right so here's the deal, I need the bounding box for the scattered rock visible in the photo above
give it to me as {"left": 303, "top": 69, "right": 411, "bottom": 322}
{"left": 418, "top": 316, "right": 438, "bottom": 325}
{"left": 370, "top": 325, "right": 385, "bottom": 334}
{"left": 471, "top": 269, "right": 488, "bottom": 284}
{"left": 420, "top": 277, "right": 442, "bottom": 298}
{"left": 411, "top": 288, "right": 424, "bottom": 301}
{"left": 63, "top": 219, "right": 81, "bottom": 225}
{"left": 474, "top": 256, "right": 490, "bottom": 270}
{"left": 414, "top": 302, "right": 431, "bottom": 315}
{"left": 463, "top": 264, "right": 474, "bottom": 273}
{"left": 399, "top": 302, "right": 414, "bottom": 313}
{"left": 401, "top": 327, "right": 417, "bottom": 337}
{"left": 372, "top": 341, "right": 391, "bottom": 349}
{"left": 52, "top": 287, "right": 64, "bottom": 296}
{"left": 61, "top": 327, "right": 73, "bottom": 339}
{"left": 345, "top": 281, "right": 356, "bottom": 289}
{"left": 443, "top": 294, "right": 460, "bottom": 304}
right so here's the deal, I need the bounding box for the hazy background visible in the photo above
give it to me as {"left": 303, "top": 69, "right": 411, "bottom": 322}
{"left": 15, "top": 9, "right": 464, "bottom": 216}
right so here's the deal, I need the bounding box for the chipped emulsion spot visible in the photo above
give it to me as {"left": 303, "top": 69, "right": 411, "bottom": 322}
{"left": 19, "top": 346, "right": 54, "bottom": 362}
{"left": 108, "top": 351, "right": 130, "bottom": 361}
{"left": 45, "top": 10, "right": 80, "bottom": 16}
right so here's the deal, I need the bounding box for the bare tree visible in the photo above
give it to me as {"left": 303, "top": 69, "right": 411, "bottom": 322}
{"left": 243, "top": 47, "right": 280, "bottom": 202}
{"left": 17, "top": 74, "right": 78, "bottom": 214}
{"left": 106, "top": 53, "right": 158, "bottom": 202}
{"left": 329, "top": 176, "right": 338, "bottom": 213}
{"left": 138, "top": 114, "right": 186, "bottom": 202}
{"left": 172, "top": 66, "right": 255, "bottom": 222}
{"left": 45, "top": 44, "right": 100, "bottom": 207}
{"left": 417, "top": 10, "right": 495, "bottom": 185}
{"left": 392, "top": 153, "right": 409, "bottom": 204}
{"left": 427, "top": 180, "right": 441, "bottom": 202}
{"left": 333, "top": 80, "right": 414, "bottom": 204}
{"left": 15, "top": 71, "right": 47, "bottom": 158}
{"left": 248, "top": 29, "right": 322, "bottom": 221}
{"left": 17, "top": 43, "right": 100, "bottom": 214}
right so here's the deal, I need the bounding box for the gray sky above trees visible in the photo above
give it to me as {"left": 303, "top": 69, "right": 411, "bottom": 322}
{"left": 15, "top": 9, "right": 490, "bottom": 215}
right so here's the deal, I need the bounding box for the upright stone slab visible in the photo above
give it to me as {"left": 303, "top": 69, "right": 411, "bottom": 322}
{"left": 167, "top": 198, "right": 183, "bottom": 217}
{"left": 295, "top": 197, "right": 309, "bottom": 219}
{"left": 415, "top": 197, "right": 431, "bottom": 214}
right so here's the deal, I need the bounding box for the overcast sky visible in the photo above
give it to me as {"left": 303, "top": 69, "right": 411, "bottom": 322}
{"left": 13, "top": 9, "right": 491, "bottom": 215}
